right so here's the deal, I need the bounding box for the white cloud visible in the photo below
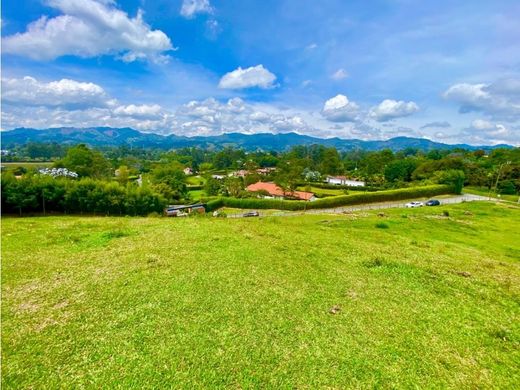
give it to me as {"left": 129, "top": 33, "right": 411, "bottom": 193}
{"left": 113, "top": 104, "right": 163, "bottom": 119}
{"left": 444, "top": 79, "right": 520, "bottom": 119}
{"left": 321, "top": 94, "right": 359, "bottom": 122}
{"left": 2, "top": 0, "right": 172, "bottom": 62}
{"left": 458, "top": 119, "right": 517, "bottom": 145}
{"left": 249, "top": 111, "right": 270, "bottom": 122}
{"left": 331, "top": 68, "right": 348, "bottom": 81}
{"left": 1, "top": 76, "right": 111, "bottom": 108}
{"left": 420, "top": 121, "right": 451, "bottom": 129}
{"left": 180, "top": 0, "right": 213, "bottom": 18}
{"left": 369, "top": 99, "right": 419, "bottom": 122}
{"left": 218, "top": 65, "right": 277, "bottom": 90}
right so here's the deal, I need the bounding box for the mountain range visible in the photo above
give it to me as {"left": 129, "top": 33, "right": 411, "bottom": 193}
{"left": 0, "top": 127, "right": 514, "bottom": 152}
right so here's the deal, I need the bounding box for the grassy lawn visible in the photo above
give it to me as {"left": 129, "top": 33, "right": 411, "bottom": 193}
{"left": 465, "top": 186, "right": 519, "bottom": 203}
{"left": 185, "top": 175, "right": 206, "bottom": 186}
{"left": 2, "top": 202, "right": 519, "bottom": 388}
{"left": 296, "top": 185, "right": 349, "bottom": 197}
{"left": 188, "top": 189, "right": 206, "bottom": 201}
{"left": 1, "top": 162, "right": 53, "bottom": 171}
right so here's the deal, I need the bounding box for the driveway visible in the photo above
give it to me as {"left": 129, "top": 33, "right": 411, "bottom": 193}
{"left": 226, "top": 193, "right": 490, "bottom": 218}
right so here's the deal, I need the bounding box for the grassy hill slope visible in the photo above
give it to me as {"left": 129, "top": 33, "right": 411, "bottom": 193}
{"left": 2, "top": 202, "right": 519, "bottom": 388}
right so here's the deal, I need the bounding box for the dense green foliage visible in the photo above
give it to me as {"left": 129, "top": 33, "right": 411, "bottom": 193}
{"left": 1, "top": 174, "right": 166, "bottom": 216}
{"left": 2, "top": 202, "right": 519, "bottom": 388}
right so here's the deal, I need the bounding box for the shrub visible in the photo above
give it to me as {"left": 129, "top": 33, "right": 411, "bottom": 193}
{"left": 375, "top": 222, "right": 389, "bottom": 229}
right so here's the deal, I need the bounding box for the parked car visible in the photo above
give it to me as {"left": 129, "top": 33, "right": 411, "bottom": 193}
{"left": 243, "top": 211, "right": 260, "bottom": 217}
{"left": 425, "top": 199, "right": 441, "bottom": 206}
{"left": 405, "top": 201, "right": 424, "bottom": 208}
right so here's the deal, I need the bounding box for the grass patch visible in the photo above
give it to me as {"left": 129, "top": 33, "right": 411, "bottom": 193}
{"left": 2, "top": 202, "right": 520, "bottom": 388}
{"left": 375, "top": 222, "right": 390, "bottom": 229}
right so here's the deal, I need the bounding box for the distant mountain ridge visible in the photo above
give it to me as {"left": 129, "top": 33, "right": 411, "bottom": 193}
{"left": 0, "top": 127, "right": 513, "bottom": 151}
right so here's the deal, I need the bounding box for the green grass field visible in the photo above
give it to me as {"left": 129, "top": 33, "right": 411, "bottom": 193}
{"left": 1, "top": 162, "right": 53, "bottom": 171}
{"left": 296, "top": 185, "right": 349, "bottom": 197}
{"left": 465, "top": 186, "right": 519, "bottom": 203}
{"left": 2, "top": 202, "right": 519, "bottom": 388}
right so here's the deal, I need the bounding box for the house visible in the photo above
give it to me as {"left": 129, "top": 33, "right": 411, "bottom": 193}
{"left": 211, "top": 174, "right": 226, "bottom": 180}
{"left": 326, "top": 175, "right": 365, "bottom": 187}
{"left": 183, "top": 167, "right": 193, "bottom": 175}
{"left": 256, "top": 167, "right": 276, "bottom": 175}
{"left": 246, "top": 181, "right": 316, "bottom": 201}
{"left": 229, "top": 169, "right": 249, "bottom": 178}
{"left": 164, "top": 203, "right": 205, "bottom": 217}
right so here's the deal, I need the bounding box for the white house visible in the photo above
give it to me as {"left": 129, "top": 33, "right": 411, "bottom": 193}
{"left": 183, "top": 167, "right": 193, "bottom": 175}
{"left": 326, "top": 175, "right": 365, "bottom": 187}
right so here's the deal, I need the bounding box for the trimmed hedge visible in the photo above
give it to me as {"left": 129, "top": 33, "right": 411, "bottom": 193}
{"left": 206, "top": 184, "right": 453, "bottom": 212}
{"left": 296, "top": 182, "right": 382, "bottom": 192}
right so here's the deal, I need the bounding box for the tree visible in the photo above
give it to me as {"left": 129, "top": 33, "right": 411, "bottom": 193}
{"left": 58, "top": 144, "right": 111, "bottom": 178}
{"left": 150, "top": 164, "right": 188, "bottom": 200}
{"left": 384, "top": 159, "right": 418, "bottom": 183}
{"left": 436, "top": 170, "right": 465, "bottom": 194}
{"left": 116, "top": 165, "right": 130, "bottom": 185}
{"left": 204, "top": 177, "right": 222, "bottom": 196}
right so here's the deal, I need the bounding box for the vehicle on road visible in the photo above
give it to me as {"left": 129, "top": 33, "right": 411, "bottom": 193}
{"left": 243, "top": 211, "right": 260, "bottom": 217}
{"left": 405, "top": 201, "right": 424, "bottom": 208}
{"left": 425, "top": 199, "right": 441, "bottom": 206}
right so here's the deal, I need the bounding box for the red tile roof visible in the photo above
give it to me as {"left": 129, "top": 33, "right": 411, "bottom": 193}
{"left": 246, "top": 182, "right": 314, "bottom": 201}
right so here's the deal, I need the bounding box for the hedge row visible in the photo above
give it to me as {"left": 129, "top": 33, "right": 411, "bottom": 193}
{"left": 206, "top": 184, "right": 453, "bottom": 212}
{"left": 296, "top": 182, "right": 382, "bottom": 192}
{"left": 187, "top": 185, "right": 203, "bottom": 191}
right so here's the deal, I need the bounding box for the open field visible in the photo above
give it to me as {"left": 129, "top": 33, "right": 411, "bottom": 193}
{"left": 296, "top": 185, "right": 348, "bottom": 197}
{"left": 2, "top": 202, "right": 520, "bottom": 388}
{"left": 1, "top": 162, "right": 53, "bottom": 170}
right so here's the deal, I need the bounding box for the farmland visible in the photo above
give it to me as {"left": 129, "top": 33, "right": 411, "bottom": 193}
{"left": 2, "top": 201, "right": 519, "bottom": 388}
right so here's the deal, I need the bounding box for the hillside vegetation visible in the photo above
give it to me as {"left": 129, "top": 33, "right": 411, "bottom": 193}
{"left": 2, "top": 202, "right": 519, "bottom": 388}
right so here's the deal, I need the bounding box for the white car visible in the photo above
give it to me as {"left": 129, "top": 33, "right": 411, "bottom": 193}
{"left": 405, "top": 201, "right": 424, "bottom": 208}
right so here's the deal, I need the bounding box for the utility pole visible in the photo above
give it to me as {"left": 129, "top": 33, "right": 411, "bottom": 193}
{"left": 493, "top": 161, "right": 511, "bottom": 198}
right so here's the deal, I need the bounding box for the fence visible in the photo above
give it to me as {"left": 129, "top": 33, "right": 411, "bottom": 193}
{"left": 226, "top": 194, "right": 487, "bottom": 219}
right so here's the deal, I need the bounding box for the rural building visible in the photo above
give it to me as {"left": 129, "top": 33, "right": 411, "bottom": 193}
{"left": 211, "top": 174, "right": 226, "bottom": 180}
{"left": 326, "top": 175, "right": 365, "bottom": 187}
{"left": 230, "top": 169, "right": 249, "bottom": 178}
{"left": 183, "top": 167, "right": 193, "bottom": 175}
{"left": 256, "top": 167, "right": 276, "bottom": 175}
{"left": 164, "top": 203, "right": 205, "bottom": 217}
{"left": 246, "top": 181, "right": 316, "bottom": 201}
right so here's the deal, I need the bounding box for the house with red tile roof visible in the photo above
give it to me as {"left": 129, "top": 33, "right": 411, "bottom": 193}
{"left": 246, "top": 181, "right": 316, "bottom": 201}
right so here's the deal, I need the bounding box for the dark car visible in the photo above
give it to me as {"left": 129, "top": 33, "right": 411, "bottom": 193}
{"left": 425, "top": 199, "right": 441, "bottom": 206}
{"left": 243, "top": 211, "right": 260, "bottom": 217}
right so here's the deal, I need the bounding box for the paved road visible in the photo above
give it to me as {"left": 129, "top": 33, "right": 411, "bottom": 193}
{"left": 227, "top": 193, "right": 490, "bottom": 219}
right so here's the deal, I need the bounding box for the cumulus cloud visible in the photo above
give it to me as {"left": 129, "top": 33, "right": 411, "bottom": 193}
{"left": 443, "top": 78, "right": 520, "bottom": 119}
{"left": 1, "top": 76, "right": 112, "bottom": 108}
{"left": 458, "top": 119, "right": 517, "bottom": 145}
{"left": 321, "top": 94, "right": 359, "bottom": 122}
{"left": 1, "top": 75, "right": 173, "bottom": 132}
{"left": 218, "top": 65, "right": 277, "bottom": 90}
{"left": 180, "top": 0, "right": 213, "bottom": 18}
{"left": 420, "top": 121, "right": 451, "bottom": 129}
{"left": 369, "top": 99, "right": 419, "bottom": 122}
{"left": 2, "top": 0, "right": 173, "bottom": 62}
{"left": 113, "top": 104, "right": 163, "bottom": 119}
{"left": 331, "top": 68, "right": 348, "bottom": 81}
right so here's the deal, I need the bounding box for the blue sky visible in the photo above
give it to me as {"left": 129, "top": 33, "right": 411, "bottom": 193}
{"left": 2, "top": 0, "right": 519, "bottom": 145}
